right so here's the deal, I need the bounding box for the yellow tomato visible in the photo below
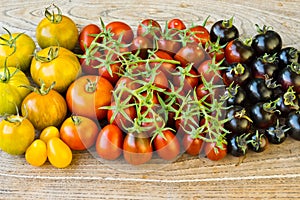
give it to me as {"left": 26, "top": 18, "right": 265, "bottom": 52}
{"left": 30, "top": 46, "right": 81, "bottom": 93}
{"left": 35, "top": 4, "right": 78, "bottom": 50}
{"left": 25, "top": 139, "right": 47, "bottom": 167}
{"left": 0, "top": 115, "right": 35, "bottom": 155}
{"left": 40, "top": 126, "right": 60, "bottom": 143}
{"left": 47, "top": 137, "right": 72, "bottom": 168}
{"left": 0, "top": 31, "right": 36, "bottom": 71}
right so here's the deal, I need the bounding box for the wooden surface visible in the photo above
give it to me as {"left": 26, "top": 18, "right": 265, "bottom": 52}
{"left": 1, "top": 0, "right": 300, "bottom": 199}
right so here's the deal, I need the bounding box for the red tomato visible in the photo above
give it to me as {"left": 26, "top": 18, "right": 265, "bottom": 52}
{"left": 123, "top": 133, "right": 153, "bottom": 165}
{"left": 157, "top": 31, "right": 182, "bottom": 56}
{"left": 144, "top": 70, "right": 168, "bottom": 89}
{"left": 204, "top": 142, "right": 227, "bottom": 161}
{"left": 153, "top": 130, "right": 180, "bottom": 160}
{"left": 197, "top": 59, "right": 222, "bottom": 84}
{"left": 130, "top": 36, "right": 153, "bottom": 59}
{"left": 79, "top": 24, "right": 102, "bottom": 52}
{"left": 172, "top": 67, "right": 199, "bottom": 91}
{"left": 98, "top": 62, "right": 123, "bottom": 85}
{"left": 167, "top": 18, "right": 186, "bottom": 30}
{"left": 66, "top": 75, "right": 113, "bottom": 120}
{"left": 106, "top": 21, "right": 134, "bottom": 44}
{"left": 137, "top": 19, "right": 162, "bottom": 41}
{"left": 206, "top": 41, "right": 225, "bottom": 62}
{"left": 189, "top": 25, "right": 210, "bottom": 47}
{"left": 80, "top": 51, "right": 101, "bottom": 75}
{"left": 174, "top": 43, "right": 206, "bottom": 67}
{"left": 150, "top": 50, "right": 177, "bottom": 77}
{"left": 95, "top": 124, "right": 123, "bottom": 160}
{"left": 60, "top": 116, "right": 99, "bottom": 150}
{"left": 182, "top": 134, "right": 203, "bottom": 156}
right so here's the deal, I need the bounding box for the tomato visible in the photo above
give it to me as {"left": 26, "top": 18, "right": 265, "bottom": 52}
{"left": 130, "top": 36, "right": 153, "bottom": 59}
{"left": 209, "top": 18, "right": 239, "bottom": 45}
{"left": 189, "top": 25, "right": 210, "bottom": 47}
{"left": 98, "top": 63, "right": 123, "bottom": 86}
{"left": 0, "top": 66, "right": 30, "bottom": 115}
{"left": 0, "top": 29, "right": 35, "bottom": 71}
{"left": 204, "top": 142, "right": 227, "bottom": 161}
{"left": 40, "top": 126, "right": 60, "bottom": 143}
{"left": 106, "top": 21, "right": 134, "bottom": 44}
{"left": 137, "top": 19, "right": 162, "bottom": 41}
{"left": 197, "top": 59, "right": 222, "bottom": 84}
{"left": 157, "top": 31, "right": 182, "bottom": 56}
{"left": 79, "top": 24, "right": 102, "bottom": 52}
{"left": 80, "top": 51, "right": 101, "bottom": 75}
{"left": 66, "top": 75, "right": 113, "bottom": 120}
{"left": 150, "top": 50, "right": 177, "bottom": 76}
{"left": 30, "top": 46, "right": 82, "bottom": 93}
{"left": 225, "top": 39, "right": 255, "bottom": 64}
{"left": 36, "top": 4, "right": 78, "bottom": 50}
{"left": 182, "top": 134, "right": 203, "bottom": 156}
{"left": 153, "top": 130, "right": 180, "bottom": 160}
{"left": 174, "top": 43, "right": 206, "bottom": 67}
{"left": 0, "top": 115, "right": 35, "bottom": 155}
{"left": 21, "top": 82, "right": 67, "bottom": 131}
{"left": 95, "top": 124, "right": 123, "bottom": 160}
{"left": 60, "top": 116, "right": 99, "bottom": 151}
{"left": 167, "top": 18, "right": 186, "bottom": 30}
{"left": 123, "top": 133, "right": 153, "bottom": 165}
{"left": 47, "top": 137, "right": 72, "bottom": 168}
{"left": 25, "top": 139, "right": 47, "bottom": 167}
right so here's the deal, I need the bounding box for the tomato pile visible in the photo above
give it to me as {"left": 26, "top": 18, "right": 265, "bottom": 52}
{"left": 0, "top": 4, "right": 299, "bottom": 168}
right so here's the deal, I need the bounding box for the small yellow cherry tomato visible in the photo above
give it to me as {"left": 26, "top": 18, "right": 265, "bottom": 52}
{"left": 40, "top": 126, "right": 60, "bottom": 143}
{"left": 47, "top": 137, "right": 72, "bottom": 168}
{"left": 25, "top": 139, "right": 47, "bottom": 167}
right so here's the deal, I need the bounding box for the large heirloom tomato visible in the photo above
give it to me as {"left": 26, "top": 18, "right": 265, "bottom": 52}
{"left": 0, "top": 29, "right": 36, "bottom": 71}
{"left": 0, "top": 114, "right": 35, "bottom": 155}
{"left": 30, "top": 46, "right": 81, "bottom": 93}
{"left": 36, "top": 4, "right": 78, "bottom": 50}
{"left": 66, "top": 75, "right": 113, "bottom": 120}
{"left": 0, "top": 66, "right": 30, "bottom": 115}
{"left": 21, "top": 82, "right": 67, "bottom": 131}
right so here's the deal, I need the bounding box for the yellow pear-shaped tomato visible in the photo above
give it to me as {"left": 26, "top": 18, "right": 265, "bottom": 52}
{"left": 30, "top": 46, "right": 81, "bottom": 93}
{"left": 0, "top": 30, "right": 36, "bottom": 71}
{"left": 25, "top": 139, "right": 47, "bottom": 167}
{"left": 47, "top": 137, "right": 72, "bottom": 168}
{"left": 0, "top": 115, "right": 35, "bottom": 155}
{"left": 40, "top": 126, "right": 60, "bottom": 143}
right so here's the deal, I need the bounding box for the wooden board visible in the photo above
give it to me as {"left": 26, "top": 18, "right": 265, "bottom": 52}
{"left": 0, "top": 0, "right": 300, "bottom": 199}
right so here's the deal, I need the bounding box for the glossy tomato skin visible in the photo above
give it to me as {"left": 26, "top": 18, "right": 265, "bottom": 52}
{"left": 265, "top": 122, "right": 288, "bottom": 144}
{"left": 123, "top": 133, "right": 153, "bottom": 165}
{"left": 157, "top": 33, "right": 182, "bottom": 56}
{"left": 167, "top": 18, "right": 186, "bottom": 30}
{"left": 278, "top": 47, "right": 299, "bottom": 69}
{"left": 225, "top": 39, "right": 255, "bottom": 64}
{"left": 210, "top": 19, "right": 239, "bottom": 45}
{"left": 182, "top": 134, "right": 203, "bottom": 156}
{"left": 21, "top": 88, "right": 67, "bottom": 131}
{"left": 36, "top": 11, "right": 78, "bottom": 50}
{"left": 66, "top": 75, "right": 113, "bottom": 120}
{"left": 30, "top": 46, "right": 82, "bottom": 93}
{"left": 137, "top": 19, "right": 162, "bottom": 41}
{"left": 204, "top": 142, "right": 227, "bottom": 161}
{"left": 250, "top": 102, "right": 278, "bottom": 129}
{"left": 96, "top": 124, "right": 123, "bottom": 160}
{"left": 222, "top": 63, "right": 252, "bottom": 87}
{"left": 248, "top": 131, "right": 268, "bottom": 153}
{"left": 25, "top": 139, "right": 47, "bottom": 167}
{"left": 79, "top": 24, "right": 102, "bottom": 52}
{"left": 106, "top": 21, "right": 134, "bottom": 44}
{"left": 189, "top": 25, "right": 210, "bottom": 47}
{"left": 251, "top": 55, "right": 279, "bottom": 79}
{"left": 47, "top": 137, "right": 72, "bottom": 168}
{"left": 228, "top": 134, "right": 249, "bottom": 157}
{"left": 153, "top": 130, "right": 180, "bottom": 160}
{"left": 60, "top": 116, "right": 99, "bottom": 151}
{"left": 245, "top": 78, "right": 274, "bottom": 103}
{"left": 174, "top": 43, "right": 206, "bottom": 67}
{"left": 80, "top": 51, "right": 102, "bottom": 75}
{"left": 286, "top": 111, "right": 300, "bottom": 140}
{"left": 130, "top": 36, "right": 153, "bottom": 59}
{"left": 197, "top": 59, "right": 222, "bottom": 84}
{"left": 277, "top": 65, "right": 300, "bottom": 94}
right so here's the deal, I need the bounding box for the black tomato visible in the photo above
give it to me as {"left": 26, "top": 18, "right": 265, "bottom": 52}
{"left": 225, "top": 39, "right": 255, "bottom": 64}
{"left": 265, "top": 120, "right": 289, "bottom": 144}
{"left": 277, "top": 63, "right": 300, "bottom": 94}
{"left": 276, "top": 86, "right": 299, "bottom": 117}
{"left": 246, "top": 78, "right": 275, "bottom": 103}
{"left": 278, "top": 47, "right": 299, "bottom": 69}
{"left": 225, "top": 84, "right": 247, "bottom": 106}
{"left": 247, "top": 131, "right": 268, "bottom": 153}
{"left": 286, "top": 111, "right": 300, "bottom": 141}
{"left": 222, "top": 63, "right": 252, "bottom": 87}
{"left": 228, "top": 133, "right": 249, "bottom": 157}
{"left": 251, "top": 53, "right": 279, "bottom": 79}
{"left": 225, "top": 106, "right": 253, "bottom": 136}
{"left": 250, "top": 101, "right": 278, "bottom": 129}
{"left": 209, "top": 17, "right": 239, "bottom": 46}
{"left": 251, "top": 24, "right": 282, "bottom": 56}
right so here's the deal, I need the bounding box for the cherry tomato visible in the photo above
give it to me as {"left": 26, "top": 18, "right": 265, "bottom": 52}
{"left": 189, "top": 25, "right": 210, "bottom": 46}
{"left": 80, "top": 51, "right": 102, "bottom": 75}
{"left": 123, "top": 133, "right": 153, "bottom": 165}
{"left": 210, "top": 18, "right": 239, "bottom": 45}
{"left": 25, "top": 139, "right": 47, "bottom": 167}
{"left": 79, "top": 24, "right": 102, "bottom": 52}
{"left": 98, "top": 62, "right": 123, "bottom": 85}
{"left": 167, "top": 18, "right": 186, "bottom": 30}
{"left": 225, "top": 39, "right": 255, "bottom": 64}
{"left": 40, "top": 126, "right": 60, "bottom": 143}
{"left": 153, "top": 130, "right": 180, "bottom": 160}
{"left": 182, "top": 134, "right": 203, "bottom": 156}
{"left": 197, "top": 59, "right": 222, "bottom": 84}
{"left": 130, "top": 36, "right": 153, "bottom": 59}
{"left": 204, "top": 142, "right": 227, "bottom": 161}
{"left": 106, "top": 21, "right": 134, "bottom": 44}
{"left": 47, "top": 137, "right": 72, "bottom": 168}
{"left": 137, "top": 19, "right": 162, "bottom": 41}
{"left": 95, "top": 124, "right": 123, "bottom": 160}
{"left": 174, "top": 43, "right": 206, "bottom": 67}
{"left": 60, "top": 116, "right": 99, "bottom": 151}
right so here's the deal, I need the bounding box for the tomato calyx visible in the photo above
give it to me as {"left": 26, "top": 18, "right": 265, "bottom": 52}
{"left": 85, "top": 78, "right": 98, "bottom": 93}
{"left": 22, "top": 80, "right": 56, "bottom": 96}
{"left": 230, "top": 63, "right": 245, "bottom": 75}
{"left": 0, "top": 57, "right": 18, "bottom": 83}
{"left": 234, "top": 109, "right": 253, "bottom": 123}
{"left": 0, "top": 27, "right": 24, "bottom": 56}
{"left": 70, "top": 115, "right": 82, "bottom": 126}
{"left": 263, "top": 98, "right": 281, "bottom": 114}
{"left": 34, "top": 47, "right": 59, "bottom": 63}
{"left": 289, "top": 62, "right": 300, "bottom": 75}
{"left": 45, "top": 4, "right": 62, "bottom": 24}
{"left": 260, "top": 53, "right": 278, "bottom": 64}
{"left": 221, "top": 16, "right": 234, "bottom": 28}
{"left": 283, "top": 86, "right": 299, "bottom": 110}
{"left": 255, "top": 24, "right": 273, "bottom": 34}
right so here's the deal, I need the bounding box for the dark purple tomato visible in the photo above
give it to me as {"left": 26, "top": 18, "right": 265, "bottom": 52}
{"left": 222, "top": 63, "right": 252, "bottom": 87}
{"left": 225, "top": 39, "right": 255, "bottom": 64}
{"left": 224, "top": 84, "right": 247, "bottom": 106}
{"left": 286, "top": 111, "right": 300, "bottom": 141}
{"left": 227, "top": 134, "right": 249, "bottom": 157}
{"left": 246, "top": 78, "right": 274, "bottom": 102}
{"left": 250, "top": 101, "right": 278, "bottom": 129}
{"left": 278, "top": 63, "right": 300, "bottom": 94}
{"left": 247, "top": 131, "right": 268, "bottom": 153}
{"left": 210, "top": 18, "right": 239, "bottom": 45}
{"left": 276, "top": 86, "right": 299, "bottom": 117}
{"left": 265, "top": 120, "right": 289, "bottom": 144}
{"left": 278, "top": 47, "right": 299, "bottom": 69}
{"left": 251, "top": 53, "right": 279, "bottom": 79}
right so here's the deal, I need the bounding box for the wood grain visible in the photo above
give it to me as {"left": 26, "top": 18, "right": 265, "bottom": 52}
{"left": 0, "top": 0, "right": 300, "bottom": 199}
